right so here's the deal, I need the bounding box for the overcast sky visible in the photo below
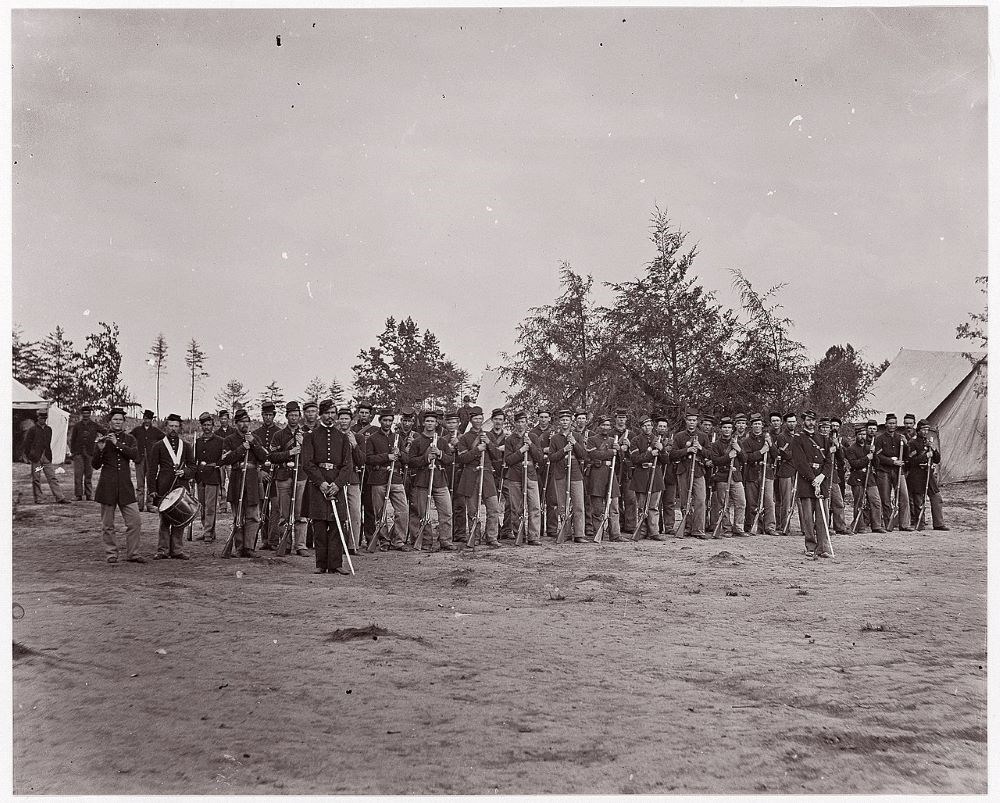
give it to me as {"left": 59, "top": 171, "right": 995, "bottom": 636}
{"left": 12, "top": 6, "right": 987, "bottom": 415}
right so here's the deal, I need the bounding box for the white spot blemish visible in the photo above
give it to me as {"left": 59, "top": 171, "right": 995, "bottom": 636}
{"left": 307, "top": 282, "right": 314, "bottom": 299}
{"left": 833, "top": 212, "right": 839, "bottom": 216}
{"left": 486, "top": 206, "right": 493, "bottom": 212}
{"left": 734, "top": 93, "right": 739, "bottom": 100}
{"left": 851, "top": 107, "right": 855, "bottom": 114}
{"left": 218, "top": 344, "right": 224, "bottom": 351}
{"left": 766, "top": 190, "right": 775, "bottom": 196}
{"left": 639, "top": 178, "right": 646, "bottom": 184}
{"left": 939, "top": 236, "right": 945, "bottom": 241}
{"left": 788, "top": 114, "right": 803, "bottom": 127}
{"left": 281, "top": 252, "right": 288, "bottom": 260}
{"left": 83, "top": 309, "right": 90, "bottom": 316}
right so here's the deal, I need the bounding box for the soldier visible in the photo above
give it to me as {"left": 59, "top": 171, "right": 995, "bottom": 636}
{"left": 219, "top": 409, "right": 269, "bottom": 558}
{"left": 699, "top": 414, "right": 717, "bottom": 531}
{"left": 504, "top": 410, "right": 545, "bottom": 545}
{"left": 630, "top": 415, "right": 666, "bottom": 541}
{"left": 831, "top": 417, "right": 848, "bottom": 502}
{"left": 366, "top": 408, "right": 411, "bottom": 551}
{"left": 734, "top": 413, "right": 748, "bottom": 440}
{"left": 69, "top": 404, "right": 102, "bottom": 501}
{"left": 456, "top": 406, "right": 503, "bottom": 547}
{"left": 92, "top": 408, "right": 144, "bottom": 563}
{"left": 818, "top": 417, "right": 850, "bottom": 534}
{"left": 546, "top": 409, "right": 589, "bottom": 543}
{"left": 790, "top": 410, "right": 834, "bottom": 558}
{"left": 902, "top": 413, "right": 917, "bottom": 442}
{"left": 352, "top": 401, "right": 377, "bottom": 545}
{"left": 193, "top": 412, "right": 224, "bottom": 542}
{"left": 707, "top": 417, "right": 747, "bottom": 537}
{"left": 130, "top": 410, "right": 163, "bottom": 512}
{"left": 148, "top": 413, "right": 197, "bottom": 560}
{"left": 337, "top": 407, "right": 365, "bottom": 553}
{"left": 768, "top": 411, "right": 783, "bottom": 519}
{"left": 613, "top": 409, "right": 637, "bottom": 535}
{"left": 301, "top": 400, "right": 352, "bottom": 575}
{"left": 214, "top": 409, "right": 236, "bottom": 511}
{"left": 874, "top": 413, "right": 914, "bottom": 532}
{"left": 254, "top": 402, "right": 281, "bottom": 547}
{"left": 406, "top": 409, "right": 457, "bottom": 552}
{"left": 656, "top": 415, "right": 677, "bottom": 534}
{"left": 22, "top": 409, "right": 69, "bottom": 504}
{"left": 587, "top": 415, "right": 627, "bottom": 542}
{"left": 775, "top": 411, "right": 798, "bottom": 533}
{"left": 531, "top": 409, "right": 558, "bottom": 539}
{"left": 269, "top": 401, "right": 309, "bottom": 555}
{"left": 488, "top": 408, "right": 512, "bottom": 539}
{"left": 444, "top": 411, "right": 466, "bottom": 544}
{"left": 571, "top": 409, "right": 595, "bottom": 537}
{"left": 302, "top": 400, "right": 320, "bottom": 548}
{"left": 906, "top": 420, "right": 949, "bottom": 531}
{"left": 742, "top": 413, "right": 778, "bottom": 535}
{"left": 845, "top": 420, "right": 885, "bottom": 533}
{"left": 669, "top": 409, "right": 711, "bottom": 538}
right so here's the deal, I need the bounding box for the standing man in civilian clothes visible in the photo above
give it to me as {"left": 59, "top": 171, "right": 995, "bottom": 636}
{"left": 775, "top": 411, "right": 798, "bottom": 533}
{"left": 790, "top": 410, "right": 834, "bottom": 558}
{"left": 254, "top": 402, "right": 281, "bottom": 548}
{"left": 707, "top": 417, "right": 747, "bottom": 537}
{"left": 818, "top": 417, "right": 850, "bottom": 534}
{"left": 69, "top": 404, "right": 102, "bottom": 501}
{"left": 531, "top": 409, "right": 558, "bottom": 539}
{"left": 148, "top": 413, "right": 197, "bottom": 560}
{"left": 130, "top": 409, "right": 163, "bottom": 512}
{"left": 443, "top": 411, "right": 466, "bottom": 544}
{"left": 906, "top": 420, "right": 950, "bottom": 531}
{"left": 194, "top": 412, "right": 224, "bottom": 542}
{"left": 504, "top": 410, "right": 545, "bottom": 545}
{"left": 269, "top": 401, "right": 309, "bottom": 555}
{"left": 337, "top": 406, "right": 364, "bottom": 553}
{"left": 613, "top": 410, "right": 637, "bottom": 536}
{"left": 845, "top": 420, "right": 885, "bottom": 533}
{"left": 214, "top": 409, "right": 236, "bottom": 512}
{"left": 587, "top": 415, "right": 628, "bottom": 542}
{"left": 406, "top": 409, "right": 457, "bottom": 552}
{"left": 301, "top": 400, "right": 352, "bottom": 575}
{"left": 352, "top": 402, "right": 377, "bottom": 546}
{"left": 874, "top": 413, "right": 914, "bottom": 532}
{"left": 669, "top": 409, "right": 712, "bottom": 539}
{"left": 219, "top": 409, "right": 269, "bottom": 558}
{"left": 92, "top": 408, "right": 145, "bottom": 564}
{"left": 742, "top": 413, "right": 778, "bottom": 535}
{"left": 547, "top": 409, "right": 589, "bottom": 543}
{"left": 22, "top": 409, "right": 70, "bottom": 504}
{"left": 366, "top": 408, "right": 411, "bottom": 551}
{"left": 456, "top": 406, "right": 503, "bottom": 547}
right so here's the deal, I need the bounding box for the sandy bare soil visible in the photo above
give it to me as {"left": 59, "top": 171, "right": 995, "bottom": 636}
{"left": 11, "top": 463, "right": 986, "bottom": 794}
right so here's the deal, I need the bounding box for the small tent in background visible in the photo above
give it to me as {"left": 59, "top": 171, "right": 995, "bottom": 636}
{"left": 12, "top": 379, "right": 70, "bottom": 463}
{"left": 857, "top": 349, "right": 986, "bottom": 483}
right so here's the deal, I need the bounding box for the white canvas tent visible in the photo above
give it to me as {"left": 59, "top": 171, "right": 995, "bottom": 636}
{"left": 857, "top": 349, "right": 986, "bottom": 483}
{"left": 12, "top": 379, "right": 70, "bottom": 463}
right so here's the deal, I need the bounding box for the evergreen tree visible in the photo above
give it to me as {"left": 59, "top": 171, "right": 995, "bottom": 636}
{"left": 257, "top": 381, "right": 285, "bottom": 416}
{"left": 302, "top": 376, "right": 327, "bottom": 405}
{"left": 12, "top": 325, "right": 45, "bottom": 389}
{"left": 327, "top": 379, "right": 346, "bottom": 407}
{"left": 148, "top": 333, "right": 169, "bottom": 418}
{"left": 82, "top": 322, "right": 130, "bottom": 409}
{"left": 804, "top": 344, "right": 879, "bottom": 419}
{"left": 184, "top": 339, "right": 209, "bottom": 420}
{"left": 215, "top": 379, "right": 250, "bottom": 414}
{"left": 39, "top": 326, "right": 84, "bottom": 408}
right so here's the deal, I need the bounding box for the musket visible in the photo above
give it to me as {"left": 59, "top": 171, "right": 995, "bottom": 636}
{"left": 555, "top": 431, "right": 575, "bottom": 544}
{"left": 221, "top": 443, "right": 251, "bottom": 558}
{"left": 515, "top": 431, "right": 530, "bottom": 546}
{"left": 275, "top": 427, "right": 302, "bottom": 557}
{"left": 413, "top": 437, "right": 437, "bottom": 552}
{"left": 749, "top": 433, "right": 770, "bottom": 534}
{"left": 916, "top": 437, "right": 934, "bottom": 529}
{"left": 594, "top": 433, "right": 619, "bottom": 543}
{"left": 889, "top": 440, "right": 905, "bottom": 529}
{"left": 367, "top": 428, "right": 399, "bottom": 553}
{"left": 711, "top": 434, "right": 738, "bottom": 538}
{"left": 466, "top": 438, "right": 487, "bottom": 548}
{"left": 674, "top": 436, "right": 698, "bottom": 537}
{"left": 850, "top": 436, "right": 877, "bottom": 533}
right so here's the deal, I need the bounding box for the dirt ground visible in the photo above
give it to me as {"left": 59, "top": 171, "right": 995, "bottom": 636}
{"left": 11, "top": 463, "right": 986, "bottom": 794}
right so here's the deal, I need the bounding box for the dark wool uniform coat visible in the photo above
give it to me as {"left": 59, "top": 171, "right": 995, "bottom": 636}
{"left": 22, "top": 423, "right": 54, "bottom": 463}
{"left": 874, "top": 430, "right": 910, "bottom": 476}
{"left": 70, "top": 419, "right": 103, "bottom": 457}
{"left": 456, "top": 429, "right": 502, "bottom": 499}
{"left": 220, "top": 432, "right": 269, "bottom": 505}
{"left": 130, "top": 423, "right": 165, "bottom": 466}
{"left": 905, "top": 435, "right": 941, "bottom": 495}
{"left": 790, "top": 429, "right": 832, "bottom": 498}
{"left": 407, "top": 432, "right": 455, "bottom": 489}
{"left": 740, "top": 432, "right": 778, "bottom": 484}
{"left": 547, "top": 430, "right": 588, "bottom": 483}
{"left": 587, "top": 432, "right": 625, "bottom": 498}
{"left": 630, "top": 432, "right": 668, "bottom": 493}
{"left": 269, "top": 425, "right": 305, "bottom": 483}
{"left": 194, "top": 433, "right": 224, "bottom": 485}
{"left": 148, "top": 435, "right": 197, "bottom": 499}
{"left": 668, "top": 429, "right": 712, "bottom": 482}
{"left": 503, "top": 431, "right": 545, "bottom": 484}
{"left": 301, "top": 422, "right": 352, "bottom": 520}
{"left": 364, "top": 427, "right": 408, "bottom": 486}
{"left": 91, "top": 433, "right": 139, "bottom": 506}
{"left": 707, "top": 436, "right": 746, "bottom": 484}
{"left": 845, "top": 439, "right": 878, "bottom": 486}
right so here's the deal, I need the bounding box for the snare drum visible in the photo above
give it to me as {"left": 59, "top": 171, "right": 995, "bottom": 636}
{"left": 158, "top": 487, "right": 200, "bottom": 528}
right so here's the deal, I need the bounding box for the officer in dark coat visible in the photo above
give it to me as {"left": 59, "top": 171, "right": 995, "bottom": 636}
{"left": 130, "top": 410, "right": 164, "bottom": 511}
{"left": 254, "top": 401, "right": 281, "bottom": 548}
{"left": 220, "top": 408, "right": 270, "bottom": 557}
{"left": 302, "top": 399, "right": 352, "bottom": 574}
{"left": 790, "top": 410, "right": 833, "bottom": 558}
{"left": 148, "top": 413, "right": 197, "bottom": 559}
{"left": 92, "top": 407, "right": 144, "bottom": 563}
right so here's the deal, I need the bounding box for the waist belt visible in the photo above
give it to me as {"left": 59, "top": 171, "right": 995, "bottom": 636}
{"left": 286, "top": 462, "right": 295, "bottom": 468}
{"left": 811, "top": 463, "right": 820, "bottom": 469}
{"left": 319, "top": 463, "right": 337, "bottom": 470}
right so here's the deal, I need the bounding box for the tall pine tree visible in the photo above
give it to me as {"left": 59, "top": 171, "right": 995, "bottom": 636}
{"left": 148, "top": 333, "right": 169, "bottom": 418}
{"left": 184, "top": 339, "right": 209, "bottom": 420}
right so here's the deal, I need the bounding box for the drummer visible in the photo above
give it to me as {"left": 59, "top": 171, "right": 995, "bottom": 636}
{"left": 148, "top": 413, "right": 197, "bottom": 560}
